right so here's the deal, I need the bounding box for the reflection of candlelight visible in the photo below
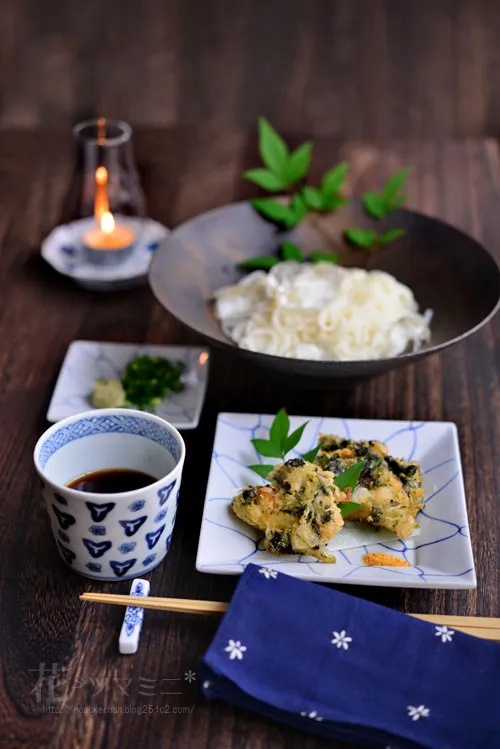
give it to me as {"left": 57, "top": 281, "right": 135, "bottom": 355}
{"left": 199, "top": 352, "right": 209, "bottom": 365}
{"left": 94, "top": 166, "right": 109, "bottom": 220}
{"left": 97, "top": 116, "right": 106, "bottom": 145}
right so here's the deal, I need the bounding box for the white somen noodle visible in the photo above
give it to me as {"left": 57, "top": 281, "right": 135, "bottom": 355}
{"left": 213, "top": 261, "right": 432, "bottom": 361}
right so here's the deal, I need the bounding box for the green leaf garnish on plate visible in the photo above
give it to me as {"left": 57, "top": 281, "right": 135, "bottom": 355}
{"left": 284, "top": 422, "right": 308, "bottom": 454}
{"left": 310, "top": 251, "right": 339, "bottom": 264}
{"left": 269, "top": 407, "right": 290, "bottom": 456}
{"left": 250, "top": 438, "right": 283, "bottom": 459}
{"left": 333, "top": 460, "right": 366, "bottom": 491}
{"left": 249, "top": 464, "right": 275, "bottom": 480}
{"left": 286, "top": 142, "right": 313, "bottom": 183}
{"left": 238, "top": 256, "right": 282, "bottom": 270}
{"left": 257, "top": 117, "right": 290, "bottom": 179}
{"left": 340, "top": 501, "right": 362, "bottom": 518}
{"left": 242, "top": 168, "right": 286, "bottom": 191}
{"left": 281, "top": 241, "right": 303, "bottom": 262}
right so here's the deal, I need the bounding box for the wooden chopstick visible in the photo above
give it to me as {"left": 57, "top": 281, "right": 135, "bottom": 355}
{"left": 80, "top": 592, "right": 228, "bottom": 615}
{"left": 80, "top": 593, "right": 500, "bottom": 641}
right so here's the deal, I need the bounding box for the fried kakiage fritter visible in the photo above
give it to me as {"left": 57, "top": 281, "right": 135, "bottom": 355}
{"left": 315, "top": 435, "right": 425, "bottom": 540}
{"left": 232, "top": 458, "right": 345, "bottom": 562}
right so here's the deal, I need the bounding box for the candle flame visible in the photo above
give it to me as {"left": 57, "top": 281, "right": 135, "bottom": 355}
{"left": 100, "top": 211, "right": 115, "bottom": 234}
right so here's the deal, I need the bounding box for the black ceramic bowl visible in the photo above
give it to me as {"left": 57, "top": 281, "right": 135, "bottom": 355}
{"left": 149, "top": 201, "right": 500, "bottom": 380}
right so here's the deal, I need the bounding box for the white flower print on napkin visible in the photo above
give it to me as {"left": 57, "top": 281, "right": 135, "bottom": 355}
{"left": 259, "top": 567, "right": 278, "bottom": 579}
{"left": 331, "top": 630, "right": 352, "bottom": 650}
{"left": 435, "top": 625, "right": 455, "bottom": 643}
{"left": 407, "top": 704, "right": 430, "bottom": 721}
{"left": 224, "top": 639, "right": 247, "bottom": 660}
{"left": 300, "top": 710, "right": 323, "bottom": 721}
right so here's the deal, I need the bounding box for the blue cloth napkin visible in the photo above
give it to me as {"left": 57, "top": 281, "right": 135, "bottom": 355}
{"left": 200, "top": 564, "right": 500, "bottom": 749}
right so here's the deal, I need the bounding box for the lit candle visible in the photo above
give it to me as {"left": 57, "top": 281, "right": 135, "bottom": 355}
{"left": 83, "top": 211, "right": 136, "bottom": 252}
{"left": 83, "top": 163, "right": 136, "bottom": 264}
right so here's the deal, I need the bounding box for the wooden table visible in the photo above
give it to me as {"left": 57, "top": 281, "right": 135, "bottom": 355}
{"left": 0, "top": 130, "right": 499, "bottom": 749}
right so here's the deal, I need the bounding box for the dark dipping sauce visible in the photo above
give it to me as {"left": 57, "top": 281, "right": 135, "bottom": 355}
{"left": 67, "top": 469, "right": 156, "bottom": 494}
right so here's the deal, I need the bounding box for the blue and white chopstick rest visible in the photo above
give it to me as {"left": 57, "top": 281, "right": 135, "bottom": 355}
{"left": 119, "top": 578, "right": 150, "bottom": 654}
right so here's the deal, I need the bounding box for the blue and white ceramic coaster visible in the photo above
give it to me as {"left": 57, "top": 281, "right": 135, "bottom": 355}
{"left": 41, "top": 216, "right": 169, "bottom": 291}
{"left": 119, "top": 578, "right": 150, "bottom": 654}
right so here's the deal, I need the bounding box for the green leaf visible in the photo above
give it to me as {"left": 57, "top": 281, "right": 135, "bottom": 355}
{"left": 363, "top": 191, "right": 385, "bottom": 219}
{"left": 281, "top": 241, "right": 303, "bottom": 262}
{"left": 258, "top": 118, "right": 289, "bottom": 178}
{"left": 385, "top": 193, "right": 406, "bottom": 212}
{"left": 381, "top": 167, "right": 410, "bottom": 202}
{"left": 321, "top": 162, "right": 349, "bottom": 195}
{"left": 269, "top": 408, "right": 290, "bottom": 453}
{"left": 243, "top": 168, "right": 285, "bottom": 191}
{"left": 286, "top": 142, "right": 312, "bottom": 183}
{"left": 345, "top": 228, "right": 378, "bottom": 247}
{"left": 248, "top": 464, "right": 275, "bottom": 480}
{"left": 251, "top": 438, "right": 283, "bottom": 459}
{"left": 284, "top": 422, "right": 308, "bottom": 454}
{"left": 333, "top": 460, "right": 366, "bottom": 492}
{"left": 251, "top": 198, "right": 292, "bottom": 224}
{"left": 302, "top": 441, "right": 325, "bottom": 463}
{"left": 302, "top": 185, "right": 324, "bottom": 210}
{"left": 310, "top": 252, "right": 339, "bottom": 264}
{"left": 321, "top": 194, "right": 347, "bottom": 210}
{"left": 238, "top": 256, "right": 281, "bottom": 270}
{"left": 379, "top": 228, "right": 406, "bottom": 245}
{"left": 340, "top": 501, "right": 362, "bottom": 518}
{"left": 288, "top": 194, "right": 307, "bottom": 226}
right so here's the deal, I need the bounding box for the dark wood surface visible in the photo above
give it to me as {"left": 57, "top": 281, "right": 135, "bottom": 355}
{"left": 2, "top": 0, "right": 500, "bottom": 138}
{"left": 0, "top": 128, "right": 499, "bottom": 749}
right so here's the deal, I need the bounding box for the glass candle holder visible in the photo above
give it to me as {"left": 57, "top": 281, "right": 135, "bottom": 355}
{"left": 65, "top": 117, "right": 146, "bottom": 221}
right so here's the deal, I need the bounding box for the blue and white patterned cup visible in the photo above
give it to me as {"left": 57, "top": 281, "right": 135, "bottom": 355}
{"left": 34, "top": 408, "right": 185, "bottom": 581}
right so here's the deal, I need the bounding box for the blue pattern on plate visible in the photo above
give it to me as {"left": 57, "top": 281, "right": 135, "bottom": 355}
{"left": 118, "top": 542, "right": 137, "bottom": 554}
{"left": 110, "top": 559, "right": 136, "bottom": 577}
{"left": 158, "top": 480, "right": 176, "bottom": 506}
{"left": 119, "top": 515, "right": 147, "bottom": 537}
{"left": 89, "top": 524, "right": 107, "bottom": 536}
{"left": 199, "top": 413, "right": 475, "bottom": 587}
{"left": 128, "top": 499, "right": 146, "bottom": 512}
{"left": 52, "top": 505, "right": 76, "bottom": 530}
{"left": 86, "top": 501, "right": 115, "bottom": 522}
{"left": 86, "top": 562, "right": 102, "bottom": 573}
{"left": 142, "top": 554, "right": 156, "bottom": 566}
{"left": 38, "top": 413, "right": 181, "bottom": 469}
{"left": 154, "top": 509, "right": 167, "bottom": 523}
{"left": 83, "top": 539, "right": 112, "bottom": 558}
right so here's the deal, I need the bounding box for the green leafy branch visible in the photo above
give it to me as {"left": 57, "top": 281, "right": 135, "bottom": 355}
{"left": 248, "top": 408, "right": 364, "bottom": 518}
{"left": 345, "top": 168, "right": 410, "bottom": 250}
{"left": 239, "top": 241, "right": 339, "bottom": 271}
{"left": 244, "top": 118, "right": 348, "bottom": 229}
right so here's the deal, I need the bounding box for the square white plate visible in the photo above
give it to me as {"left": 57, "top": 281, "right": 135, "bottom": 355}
{"left": 196, "top": 413, "right": 476, "bottom": 588}
{"left": 47, "top": 341, "right": 210, "bottom": 429}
